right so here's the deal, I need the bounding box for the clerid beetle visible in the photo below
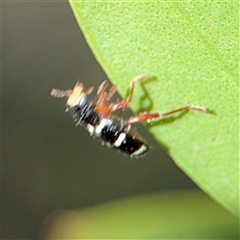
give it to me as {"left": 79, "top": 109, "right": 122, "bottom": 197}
{"left": 51, "top": 75, "right": 207, "bottom": 157}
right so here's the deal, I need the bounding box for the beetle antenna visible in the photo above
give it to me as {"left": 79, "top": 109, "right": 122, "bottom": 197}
{"left": 51, "top": 89, "right": 72, "bottom": 98}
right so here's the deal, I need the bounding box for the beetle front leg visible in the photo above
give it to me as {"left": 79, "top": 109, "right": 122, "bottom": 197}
{"left": 109, "top": 75, "right": 150, "bottom": 112}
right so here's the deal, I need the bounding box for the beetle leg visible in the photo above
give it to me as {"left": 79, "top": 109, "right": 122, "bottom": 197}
{"left": 109, "top": 75, "right": 150, "bottom": 112}
{"left": 125, "top": 105, "right": 208, "bottom": 125}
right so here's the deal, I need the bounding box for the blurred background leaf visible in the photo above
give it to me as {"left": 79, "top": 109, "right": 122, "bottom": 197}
{"left": 69, "top": 1, "right": 239, "bottom": 217}
{"left": 43, "top": 190, "right": 239, "bottom": 239}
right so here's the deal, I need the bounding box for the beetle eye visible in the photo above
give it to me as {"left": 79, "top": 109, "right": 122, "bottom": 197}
{"left": 78, "top": 95, "right": 87, "bottom": 107}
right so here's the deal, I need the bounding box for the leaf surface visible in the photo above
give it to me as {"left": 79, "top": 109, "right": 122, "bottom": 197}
{"left": 69, "top": 1, "right": 239, "bottom": 216}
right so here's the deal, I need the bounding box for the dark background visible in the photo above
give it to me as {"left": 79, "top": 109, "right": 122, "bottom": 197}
{"left": 2, "top": 1, "right": 197, "bottom": 239}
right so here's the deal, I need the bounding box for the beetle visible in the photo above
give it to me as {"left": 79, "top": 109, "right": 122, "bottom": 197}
{"left": 51, "top": 75, "right": 207, "bottom": 157}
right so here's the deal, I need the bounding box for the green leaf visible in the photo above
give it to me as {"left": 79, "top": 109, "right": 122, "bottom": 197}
{"left": 69, "top": 1, "right": 239, "bottom": 217}
{"left": 43, "top": 191, "right": 239, "bottom": 238}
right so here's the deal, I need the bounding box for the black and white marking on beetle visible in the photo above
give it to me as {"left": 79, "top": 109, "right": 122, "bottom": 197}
{"left": 51, "top": 75, "right": 208, "bottom": 157}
